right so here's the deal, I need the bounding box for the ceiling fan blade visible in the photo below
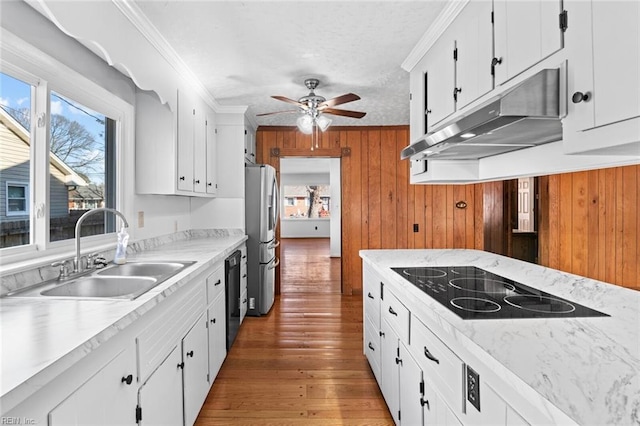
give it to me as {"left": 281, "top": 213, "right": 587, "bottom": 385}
{"left": 318, "top": 93, "right": 360, "bottom": 109}
{"left": 323, "top": 108, "right": 367, "bottom": 119}
{"left": 271, "top": 95, "right": 306, "bottom": 109}
{"left": 256, "top": 109, "right": 299, "bottom": 117}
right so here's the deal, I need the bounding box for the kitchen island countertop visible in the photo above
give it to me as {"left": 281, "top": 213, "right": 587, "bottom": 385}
{"left": 360, "top": 249, "right": 640, "bottom": 425}
{"left": 0, "top": 230, "right": 247, "bottom": 413}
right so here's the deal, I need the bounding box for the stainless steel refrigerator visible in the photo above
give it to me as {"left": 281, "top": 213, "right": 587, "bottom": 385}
{"left": 245, "top": 164, "right": 279, "bottom": 316}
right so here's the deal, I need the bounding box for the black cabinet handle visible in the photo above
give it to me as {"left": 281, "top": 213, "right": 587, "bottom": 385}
{"left": 214, "top": 279, "right": 221, "bottom": 286}
{"left": 368, "top": 342, "right": 375, "bottom": 351}
{"left": 420, "top": 398, "right": 430, "bottom": 409}
{"left": 210, "top": 318, "right": 216, "bottom": 324}
{"left": 572, "top": 91, "right": 591, "bottom": 103}
{"left": 367, "top": 292, "right": 374, "bottom": 299}
{"left": 121, "top": 374, "right": 133, "bottom": 385}
{"left": 395, "top": 357, "right": 403, "bottom": 366}
{"left": 388, "top": 306, "right": 398, "bottom": 316}
{"left": 491, "top": 57, "right": 503, "bottom": 66}
{"left": 242, "top": 274, "right": 247, "bottom": 278}
{"left": 179, "top": 176, "right": 185, "bottom": 181}
{"left": 194, "top": 179, "right": 200, "bottom": 184}
{"left": 207, "top": 182, "right": 212, "bottom": 186}
{"left": 186, "top": 350, "right": 194, "bottom": 358}
{"left": 425, "top": 109, "right": 432, "bottom": 115}
{"left": 379, "top": 331, "right": 385, "bottom": 337}
{"left": 177, "top": 362, "right": 185, "bottom": 369}
{"left": 424, "top": 347, "right": 440, "bottom": 364}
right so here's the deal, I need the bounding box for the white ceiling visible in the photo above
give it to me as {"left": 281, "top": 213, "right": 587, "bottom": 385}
{"left": 133, "top": 1, "right": 447, "bottom": 127}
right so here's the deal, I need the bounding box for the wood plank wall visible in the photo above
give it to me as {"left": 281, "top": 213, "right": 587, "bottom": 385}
{"left": 538, "top": 165, "right": 640, "bottom": 290}
{"left": 256, "top": 126, "right": 484, "bottom": 295}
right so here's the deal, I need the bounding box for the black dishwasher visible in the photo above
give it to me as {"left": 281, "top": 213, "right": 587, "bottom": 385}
{"left": 225, "top": 250, "right": 242, "bottom": 350}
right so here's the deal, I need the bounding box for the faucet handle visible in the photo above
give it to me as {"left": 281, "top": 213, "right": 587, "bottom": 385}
{"left": 92, "top": 254, "right": 108, "bottom": 269}
{"left": 51, "top": 261, "right": 70, "bottom": 279}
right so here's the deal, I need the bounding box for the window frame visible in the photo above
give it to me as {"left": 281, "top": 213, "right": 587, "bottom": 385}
{"left": 0, "top": 28, "right": 133, "bottom": 267}
{"left": 5, "top": 182, "right": 30, "bottom": 217}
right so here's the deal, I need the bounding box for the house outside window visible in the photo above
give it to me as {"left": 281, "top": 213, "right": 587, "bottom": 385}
{"left": 6, "top": 182, "right": 28, "bottom": 216}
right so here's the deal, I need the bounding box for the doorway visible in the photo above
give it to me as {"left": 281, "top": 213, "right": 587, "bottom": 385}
{"left": 279, "top": 157, "right": 342, "bottom": 294}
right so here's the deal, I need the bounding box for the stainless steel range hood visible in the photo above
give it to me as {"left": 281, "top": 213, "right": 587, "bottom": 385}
{"left": 401, "top": 69, "right": 562, "bottom": 161}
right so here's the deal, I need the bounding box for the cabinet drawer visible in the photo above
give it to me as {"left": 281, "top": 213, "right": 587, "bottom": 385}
{"left": 411, "top": 317, "right": 464, "bottom": 414}
{"left": 364, "top": 316, "right": 381, "bottom": 386}
{"left": 381, "top": 288, "right": 410, "bottom": 343}
{"left": 206, "top": 265, "right": 225, "bottom": 305}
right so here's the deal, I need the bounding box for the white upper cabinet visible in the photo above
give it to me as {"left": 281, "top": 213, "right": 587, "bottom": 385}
{"left": 424, "top": 31, "right": 456, "bottom": 130}
{"left": 136, "top": 88, "right": 218, "bottom": 197}
{"left": 452, "top": 0, "right": 494, "bottom": 109}
{"left": 493, "top": 0, "right": 564, "bottom": 85}
{"left": 565, "top": 0, "right": 640, "bottom": 132}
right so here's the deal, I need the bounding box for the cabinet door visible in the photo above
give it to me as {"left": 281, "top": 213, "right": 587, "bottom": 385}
{"left": 454, "top": 0, "right": 494, "bottom": 109}
{"left": 493, "top": 0, "right": 563, "bottom": 85}
{"left": 177, "top": 89, "right": 195, "bottom": 192}
{"left": 138, "top": 346, "right": 184, "bottom": 426}
{"left": 380, "top": 319, "right": 400, "bottom": 425}
{"left": 399, "top": 343, "right": 424, "bottom": 426}
{"left": 193, "top": 102, "right": 207, "bottom": 194}
{"left": 182, "top": 314, "right": 210, "bottom": 426}
{"left": 49, "top": 345, "right": 136, "bottom": 425}
{"left": 208, "top": 293, "right": 227, "bottom": 384}
{"left": 425, "top": 31, "right": 456, "bottom": 130}
{"left": 424, "top": 384, "right": 463, "bottom": 426}
{"left": 205, "top": 112, "right": 218, "bottom": 195}
{"left": 567, "top": 0, "right": 640, "bottom": 131}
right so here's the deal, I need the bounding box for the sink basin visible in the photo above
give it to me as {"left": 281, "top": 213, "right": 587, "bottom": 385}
{"left": 4, "top": 260, "right": 196, "bottom": 300}
{"left": 98, "top": 262, "right": 186, "bottom": 278}
{"left": 41, "top": 276, "right": 158, "bottom": 299}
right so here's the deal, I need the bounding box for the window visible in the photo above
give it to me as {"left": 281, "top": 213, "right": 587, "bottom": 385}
{"left": 283, "top": 185, "right": 331, "bottom": 218}
{"left": 6, "top": 183, "right": 29, "bottom": 216}
{"left": 1, "top": 43, "right": 125, "bottom": 255}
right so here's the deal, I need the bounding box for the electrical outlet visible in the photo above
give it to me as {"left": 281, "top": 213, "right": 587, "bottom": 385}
{"left": 467, "top": 365, "right": 481, "bottom": 412}
{"left": 413, "top": 223, "right": 419, "bottom": 232}
{"left": 137, "top": 211, "right": 144, "bottom": 228}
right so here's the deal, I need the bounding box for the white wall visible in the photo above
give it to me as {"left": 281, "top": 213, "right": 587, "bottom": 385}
{"left": 329, "top": 158, "right": 341, "bottom": 257}
{"left": 280, "top": 218, "right": 330, "bottom": 238}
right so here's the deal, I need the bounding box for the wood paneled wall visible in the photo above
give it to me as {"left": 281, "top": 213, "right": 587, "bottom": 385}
{"left": 538, "top": 166, "right": 640, "bottom": 290}
{"left": 256, "top": 126, "right": 484, "bottom": 295}
{"left": 257, "top": 126, "right": 639, "bottom": 293}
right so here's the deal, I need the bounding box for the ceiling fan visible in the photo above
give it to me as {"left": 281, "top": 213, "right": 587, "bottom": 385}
{"left": 257, "top": 78, "right": 366, "bottom": 133}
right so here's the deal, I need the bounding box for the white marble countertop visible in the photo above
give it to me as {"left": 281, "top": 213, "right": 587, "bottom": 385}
{"left": 360, "top": 249, "right": 640, "bottom": 425}
{"left": 0, "top": 231, "right": 247, "bottom": 413}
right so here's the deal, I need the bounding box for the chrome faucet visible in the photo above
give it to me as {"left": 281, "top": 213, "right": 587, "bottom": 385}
{"left": 74, "top": 207, "right": 129, "bottom": 273}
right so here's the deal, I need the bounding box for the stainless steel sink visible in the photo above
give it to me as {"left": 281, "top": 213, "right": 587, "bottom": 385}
{"left": 97, "top": 262, "right": 186, "bottom": 278}
{"left": 4, "top": 260, "right": 196, "bottom": 300}
{"left": 41, "top": 276, "right": 158, "bottom": 299}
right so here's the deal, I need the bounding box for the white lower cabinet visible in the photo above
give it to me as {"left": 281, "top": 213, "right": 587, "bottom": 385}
{"left": 207, "top": 292, "right": 227, "bottom": 384}
{"left": 182, "top": 314, "right": 210, "bottom": 426}
{"left": 137, "top": 346, "right": 184, "bottom": 426}
{"left": 380, "top": 319, "right": 401, "bottom": 424}
{"left": 398, "top": 342, "right": 425, "bottom": 426}
{"left": 49, "top": 343, "right": 137, "bottom": 425}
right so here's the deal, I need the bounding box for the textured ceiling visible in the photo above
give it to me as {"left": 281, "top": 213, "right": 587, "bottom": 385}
{"left": 134, "top": 1, "right": 447, "bottom": 127}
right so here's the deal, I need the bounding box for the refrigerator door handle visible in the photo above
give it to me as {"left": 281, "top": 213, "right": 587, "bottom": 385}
{"left": 268, "top": 239, "right": 280, "bottom": 250}
{"left": 268, "top": 257, "right": 280, "bottom": 270}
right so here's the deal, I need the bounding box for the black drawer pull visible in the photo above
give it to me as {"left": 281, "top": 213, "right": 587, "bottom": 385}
{"left": 379, "top": 331, "right": 385, "bottom": 337}
{"left": 214, "top": 279, "right": 221, "bottom": 286}
{"left": 368, "top": 342, "right": 375, "bottom": 351}
{"left": 388, "top": 306, "right": 398, "bottom": 316}
{"left": 121, "top": 374, "right": 133, "bottom": 385}
{"left": 186, "top": 350, "right": 194, "bottom": 358}
{"left": 395, "top": 357, "right": 403, "bottom": 366}
{"left": 424, "top": 347, "right": 440, "bottom": 364}
{"left": 177, "top": 362, "right": 185, "bottom": 369}
{"left": 367, "top": 292, "right": 374, "bottom": 299}
{"left": 210, "top": 318, "right": 216, "bottom": 324}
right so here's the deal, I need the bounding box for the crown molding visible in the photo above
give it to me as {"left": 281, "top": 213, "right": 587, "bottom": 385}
{"left": 113, "top": 0, "right": 226, "bottom": 113}
{"left": 401, "top": 0, "right": 469, "bottom": 72}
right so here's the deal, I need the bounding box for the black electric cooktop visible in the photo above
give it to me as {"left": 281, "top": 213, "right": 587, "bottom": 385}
{"left": 391, "top": 266, "right": 608, "bottom": 320}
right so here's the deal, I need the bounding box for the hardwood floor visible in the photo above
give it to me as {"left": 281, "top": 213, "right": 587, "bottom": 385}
{"left": 195, "top": 238, "right": 392, "bottom": 425}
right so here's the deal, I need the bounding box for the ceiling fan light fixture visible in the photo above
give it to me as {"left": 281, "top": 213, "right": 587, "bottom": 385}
{"left": 296, "top": 114, "right": 314, "bottom": 134}
{"left": 316, "top": 115, "right": 332, "bottom": 132}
